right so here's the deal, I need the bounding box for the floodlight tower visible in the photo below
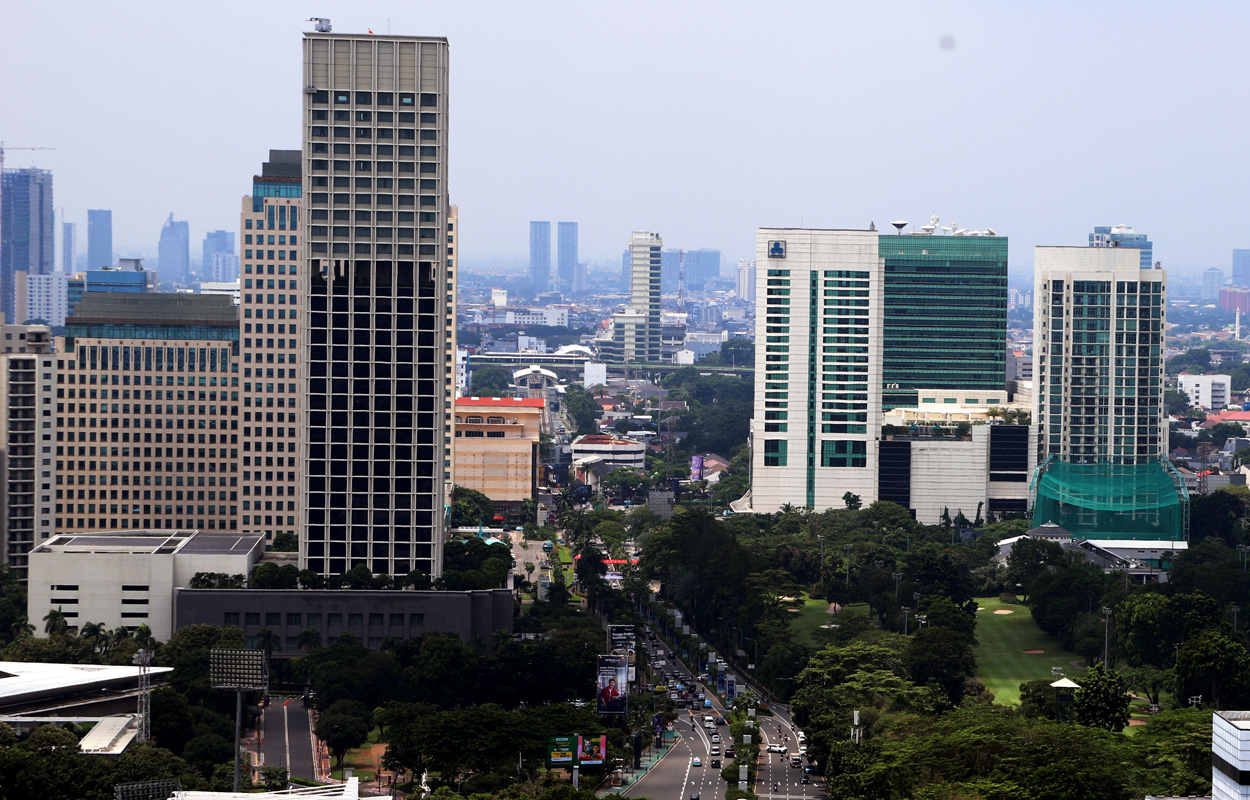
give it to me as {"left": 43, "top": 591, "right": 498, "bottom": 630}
{"left": 210, "top": 649, "right": 269, "bottom": 792}
{"left": 133, "top": 648, "right": 153, "bottom": 742}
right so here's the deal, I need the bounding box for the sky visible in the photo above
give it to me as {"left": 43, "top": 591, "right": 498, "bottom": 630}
{"left": 4, "top": 1, "right": 1250, "bottom": 280}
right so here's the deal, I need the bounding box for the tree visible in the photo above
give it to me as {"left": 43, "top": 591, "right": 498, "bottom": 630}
{"left": 1004, "top": 537, "right": 1070, "bottom": 601}
{"left": 261, "top": 766, "right": 290, "bottom": 790}
{"left": 1166, "top": 388, "right": 1192, "bottom": 416}
{"left": 905, "top": 626, "right": 977, "bottom": 706}
{"left": 315, "top": 711, "right": 371, "bottom": 767}
{"left": 450, "top": 486, "right": 496, "bottom": 528}
{"left": 1174, "top": 630, "right": 1250, "bottom": 709}
{"left": 255, "top": 628, "right": 281, "bottom": 657}
{"left": 271, "top": 532, "right": 298, "bottom": 552}
{"left": 1073, "top": 664, "right": 1133, "bottom": 732}
{"left": 297, "top": 628, "right": 323, "bottom": 653}
{"left": 601, "top": 468, "right": 644, "bottom": 503}
{"left": 43, "top": 607, "right": 68, "bottom": 636}
{"left": 469, "top": 366, "right": 512, "bottom": 398}
{"left": 564, "top": 384, "right": 600, "bottom": 436}
{"left": 842, "top": 492, "right": 862, "bottom": 510}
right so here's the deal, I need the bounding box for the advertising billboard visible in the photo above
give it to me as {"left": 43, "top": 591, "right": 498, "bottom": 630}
{"left": 547, "top": 736, "right": 576, "bottom": 766}
{"left": 608, "top": 624, "right": 635, "bottom": 650}
{"left": 578, "top": 734, "right": 608, "bottom": 766}
{"left": 691, "top": 455, "right": 704, "bottom": 481}
{"left": 596, "top": 655, "right": 628, "bottom": 715}
{"left": 727, "top": 676, "right": 736, "bottom": 701}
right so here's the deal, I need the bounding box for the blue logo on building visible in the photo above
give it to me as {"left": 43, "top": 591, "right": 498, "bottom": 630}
{"left": 767, "top": 240, "right": 786, "bottom": 258}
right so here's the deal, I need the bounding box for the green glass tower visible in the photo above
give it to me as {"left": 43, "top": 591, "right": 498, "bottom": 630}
{"left": 878, "top": 235, "right": 1008, "bottom": 410}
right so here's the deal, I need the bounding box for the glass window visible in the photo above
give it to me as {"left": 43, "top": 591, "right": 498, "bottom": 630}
{"left": 763, "top": 440, "right": 787, "bottom": 467}
{"left": 328, "top": 613, "right": 342, "bottom": 626}
{"left": 307, "top": 613, "right": 322, "bottom": 627}
{"left": 245, "top": 612, "right": 259, "bottom": 626}
{"left": 348, "top": 613, "right": 363, "bottom": 627}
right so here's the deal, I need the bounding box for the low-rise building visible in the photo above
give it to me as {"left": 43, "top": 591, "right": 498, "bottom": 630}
{"left": 453, "top": 396, "right": 545, "bottom": 505}
{"left": 570, "top": 434, "right": 646, "bottom": 470}
{"left": 1178, "top": 372, "right": 1233, "bottom": 410}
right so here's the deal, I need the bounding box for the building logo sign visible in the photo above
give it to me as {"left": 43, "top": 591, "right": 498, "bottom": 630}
{"left": 767, "top": 240, "right": 786, "bottom": 259}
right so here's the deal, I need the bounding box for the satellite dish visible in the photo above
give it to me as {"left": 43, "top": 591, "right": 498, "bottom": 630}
{"left": 891, "top": 220, "right": 908, "bottom": 233}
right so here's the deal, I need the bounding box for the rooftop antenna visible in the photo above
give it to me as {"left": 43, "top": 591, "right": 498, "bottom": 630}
{"left": 308, "top": 17, "right": 332, "bottom": 32}
{"left": 891, "top": 220, "right": 908, "bottom": 234}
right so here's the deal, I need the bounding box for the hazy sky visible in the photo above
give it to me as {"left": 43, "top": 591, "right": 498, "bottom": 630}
{"left": 4, "top": 1, "right": 1249, "bottom": 278}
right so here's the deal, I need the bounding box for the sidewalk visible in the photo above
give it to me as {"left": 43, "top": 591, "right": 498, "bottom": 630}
{"left": 596, "top": 734, "right": 678, "bottom": 797}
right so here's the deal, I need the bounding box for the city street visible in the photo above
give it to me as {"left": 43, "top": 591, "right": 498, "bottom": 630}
{"left": 258, "top": 697, "right": 317, "bottom": 781}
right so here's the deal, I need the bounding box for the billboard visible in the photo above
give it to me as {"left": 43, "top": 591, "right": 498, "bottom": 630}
{"left": 608, "top": 624, "right": 635, "bottom": 650}
{"left": 727, "top": 676, "right": 736, "bottom": 701}
{"left": 597, "top": 655, "right": 628, "bottom": 715}
{"left": 578, "top": 734, "right": 608, "bottom": 766}
{"left": 548, "top": 736, "right": 576, "bottom": 766}
{"left": 691, "top": 456, "right": 704, "bottom": 481}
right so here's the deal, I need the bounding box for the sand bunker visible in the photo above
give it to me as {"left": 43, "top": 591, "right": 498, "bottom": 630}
{"left": 993, "top": 609, "right": 1014, "bottom": 615}
{"left": 1023, "top": 649, "right": 1045, "bottom": 654}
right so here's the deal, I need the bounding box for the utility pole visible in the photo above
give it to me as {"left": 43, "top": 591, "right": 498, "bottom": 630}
{"left": 818, "top": 533, "right": 825, "bottom": 596}
{"left": 844, "top": 544, "right": 852, "bottom": 587}
{"left": 892, "top": 572, "right": 903, "bottom": 604}
{"left": 1101, "top": 607, "right": 1112, "bottom": 666}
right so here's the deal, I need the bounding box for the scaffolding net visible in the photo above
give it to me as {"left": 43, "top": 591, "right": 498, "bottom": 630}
{"left": 1031, "top": 458, "right": 1189, "bottom": 541}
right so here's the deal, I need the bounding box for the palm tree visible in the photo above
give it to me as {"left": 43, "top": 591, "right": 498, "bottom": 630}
{"left": 296, "top": 627, "right": 322, "bottom": 654}
{"left": 10, "top": 617, "right": 35, "bottom": 640}
{"left": 134, "top": 624, "right": 157, "bottom": 651}
{"left": 43, "top": 607, "right": 68, "bottom": 636}
{"left": 255, "top": 628, "right": 281, "bottom": 658}
{"left": 80, "top": 622, "right": 105, "bottom": 654}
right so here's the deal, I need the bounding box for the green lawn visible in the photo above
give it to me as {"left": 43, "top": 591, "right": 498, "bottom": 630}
{"left": 974, "top": 596, "right": 1079, "bottom": 706}
{"left": 790, "top": 594, "right": 868, "bottom": 650}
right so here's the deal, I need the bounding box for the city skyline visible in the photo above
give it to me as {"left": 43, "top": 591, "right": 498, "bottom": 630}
{"left": 4, "top": 2, "right": 1250, "bottom": 275}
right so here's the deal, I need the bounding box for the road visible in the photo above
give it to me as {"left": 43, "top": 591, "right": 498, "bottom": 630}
{"left": 258, "top": 697, "right": 317, "bottom": 781}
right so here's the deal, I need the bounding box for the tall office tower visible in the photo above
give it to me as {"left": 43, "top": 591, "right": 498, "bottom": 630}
{"left": 557, "top": 221, "right": 577, "bottom": 292}
{"left": 61, "top": 221, "right": 76, "bottom": 274}
{"left": 239, "top": 149, "right": 303, "bottom": 545}
{"left": 1203, "top": 267, "right": 1226, "bottom": 303}
{"left": 1234, "top": 250, "right": 1250, "bottom": 288}
{"left": 1089, "top": 224, "right": 1153, "bottom": 269}
{"left": 22, "top": 273, "right": 68, "bottom": 327}
{"left": 607, "top": 232, "right": 663, "bottom": 363}
{"left": 87, "top": 209, "right": 112, "bottom": 270}
{"left": 572, "top": 262, "right": 587, "bottom": 295}
{"left": 529, "top": 221, "right": 551, "bottom": 294}
{"left": 661, "top": 249, "right": 680, "bottom": 294}
{"left": 1032, "top": 246, "right": 1185, "bottom": 540}
{"left": 53, "top": 294, "right": 240, "bottom": 534}
{"left": 620, "top": 251, "right": 630, "bottom": 290}
{"left": 736, "top": 259, "right": 756, "bottom": 302}
{"left": 443, "top": 204, "right": 459, "bottom": 497}
{"left": 158, "top": 213, "right": 191, "bottom": 282}
{"left": 0, "top": 316, "right": 55, "bottom": 580}
{"left": 1, "top": 168, "right": 54, "bottom": 321}
{"left": 301, "top": 30, "right": 451, "bottom": 579}
{"left": 747, "top": 230, "right": 883, "bottom": 512}
{"left": 202, "top": 230, "right": 235, "bottom": 275}
{"left": 879, "top": 235, "right": 1007, "bottom": 409}
{"left": 685, "top": 249, "right": 722, "bottom": 290}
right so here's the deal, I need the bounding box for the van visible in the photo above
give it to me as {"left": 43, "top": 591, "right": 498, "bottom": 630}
{"left": 704, "top": 715, "right": 715, "bottom": 724}
{"left": 790, "top": 755, "right": 802, "bottom": 768}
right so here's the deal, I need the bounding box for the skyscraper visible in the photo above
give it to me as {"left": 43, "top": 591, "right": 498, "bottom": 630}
{"left": 1233, "top": 249, "right": 1250, "bottom": 288}
{"left": 61, "top": 221, "right": 76, "bottom": 273}
{"left": 1089, "top": 224, "right": 1153, "bottom": 269}
{"left": 300, "top": 30, "right": 451, "bottom": 579}
{"left": 1031, "top": 246, "right": 1185, "bottom": 540}
{"left": 605, "top": 232, "right": 663, "bottom": 363}
{"left": 158, "top": 213, "right": 191, "bottom": 282}
{"left": 529, "top": 221, "right": 551, "bottom": 294}
{"left": 240, "top": 149, "right": 302, "bottom": 546}
{"left": 557, "top": 221, "right": 577, "bottom": 292}
{"left": 1203, "top": 267, "right": 1226, "bottom": 302}
{"left": 736, "top": 259, "right": 756, "bottom": 303}
{"left": 202, "top": 229, "right": 235, "bottom": 276}
{"left": 1, "top": 168, "right": 54, "bottom": 321}
{"left": 87, "top": 209, "right": 112, "bottom": 270}
{"left": 879, "top": 235, "right": 1007, "bottom": 409}
{"left": 684, "top": 249, "right": 721, "bottom": 290}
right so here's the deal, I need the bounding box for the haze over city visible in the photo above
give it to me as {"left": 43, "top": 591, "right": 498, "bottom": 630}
{"left": 4, "top": 1, "right": 1249, "bottom": 277}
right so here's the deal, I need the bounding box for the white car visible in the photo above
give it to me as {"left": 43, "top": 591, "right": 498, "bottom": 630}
{"left": 767, "top": 744, "right": 787, "bottom": 754}
{"left": 710, "top": 734, "right": 721, "bottom": 743}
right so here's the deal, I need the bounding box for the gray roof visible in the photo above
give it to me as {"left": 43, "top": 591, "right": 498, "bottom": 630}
{"left": 71, "top": 293, "right": 238, "bottom": 326}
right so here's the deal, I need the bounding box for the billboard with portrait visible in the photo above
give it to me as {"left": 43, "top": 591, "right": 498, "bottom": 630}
{"left": 596, "top": 654, "right": 628, "bottom": 715}
{"left": 578, "top": 734, "right": 608, "bottom": 766}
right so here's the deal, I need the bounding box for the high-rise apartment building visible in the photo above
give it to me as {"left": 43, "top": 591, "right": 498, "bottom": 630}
{"left": 1, "top": 168, "right": 54, "bottom": 321}
{"left": 1203, "top": 267, "right": 1226, "bottom": 302}
{"left": 736, "top": 259, "right": 756, "bottom": 303}
{"left": 572, "top": 262, "right": 587, "bottom": 295}
{"left": 1233, "top": 250, "right": 1250, "bottom": 288}
{"left": 557, "top": 222, "right": 577, "bottom": 293}
{"left": 54, "top": 293, "right": 241, "bottom": 534}
{"left": 300, "top": 30, "right": 451, "bottom": 579}
{"left": 61, "top": 221, "right": 76, "bottom": 274}
{"left": 210, "top": 253, "right": 241, "bottom": 283}
{"left": 605, "top": 232, "right": 663, "bottom": 363}
{"left": 22, "top": 273, "right": 68, "bottom": 327}
{"left": 443, "top": 204, "right": 459, "bottom": 497}
{"left": 529, "top": 221, "right": 551, "bottom": 294}
{"left": 158, "top": 214, "right": 191, "bottom": 282}
{"left": 0, "top": 315, "right": 55, "bottom": 580}
{"left": 880, "top": 235, "right": 1007, "bottom": 409}
{"left": 87, "top": 210, "right": 112, "bottom": 270}
{"left": 1089, "top": 224, "right": 1153, "bottom": 269}
{"left": 239, "top": 149, "right": 302, "bottom": 545}
{"left": 202, "top": 230, "right": 235, "bottom": 276}
{"left": 747, "top": 229, "right": 883, "bottom": 512}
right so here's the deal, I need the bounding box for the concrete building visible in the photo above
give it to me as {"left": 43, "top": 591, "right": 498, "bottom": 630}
{"left": 1234, "top": 250, "right": 1250, "bottom": 288}
{"left": 557, "top": 221, "right": 577, "bottom": 293}
{"left": 300, "top": 30, "right": 452, "bottom": 579}
{"left": 1221, "top": 286, "right": 1250, "bottom": 315}
{"left": 605, "top": 232, "right": 663, "bottom": 363}
{"left": 684, "top": 249, "right": 722, "bottom": 290}
{"left": 239, "top": 149, "right": 302, "bottom": 548}
{"left": 1204, "top": 267, "right": 1227, "bottom": 303}
{"left": 209, "top": 252, "right": 240, "bottom": 283}
{"left": 1213, "top": 710, "right": 1250, "bottom": 800}
{"left": 530, "top": 221, "right": 551, "bottom": 293}
{"left": 86, "top": 210, "right": 113, "bottom": 271}
{"left": 1007, "top": 348, "right": 1033, "bottom": 382}
{"left": 736, "top": 259, "right": 756, "bottom": 303}
{"left": 67, "top": 259, "right": 160, "bottom": 317}
{"left": 0, "top": 317, "right": 55, "bottom": 579}
{"left": 1089, "top": 224, "right": 1153, "bottom": 270}
{"left": 452, "top": 396, "right": 544, "bottom": 505}
{"left": 463, "top": 305, "right": 568, "bottom": 327}
{"left": 158, "top": 213, "right": 191, "bottom": 283}
{"left": 27, "top": 529, "right": 264, "bottom": 639}
{"left": 1178, "top": 373, "right": 1232, "bottom": 411}
{"left": 201, "top": 229, "right": 235, "bottom": 277}
{"left": 61, "top": 221, "right": 76, "bottom": 275}
{"left": 744, "top": 229, "right": 883, "bottom": 512}
{"left": 570, "top": 434, "right": 646, "bottom": 469}
{"left": 20, "top": 272, "right": 67, "bottom": 327}
{"left": 54, "top": 293, "right": 241, "bottom": 534}
{"left": 1, "top": 168, "right": 54, "bottom": 322}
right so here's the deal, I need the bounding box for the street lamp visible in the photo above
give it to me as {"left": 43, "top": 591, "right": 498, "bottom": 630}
{"left": 892, "top": 572, "right": 903, "bottom": 605}
{"left": 818, "top": 534, "right": 825, "bottom": 596}
{"left": 1190, "top": 695, "right": 1204, "bottom": 708}
{"left": 1101, "top": 607, "right": 1112, "bottom": 666}
{"left": 901, "top": 607, "right": 912, "bottom": 635}
{"left": 915, "top": 614, "right": 928, "bottom": 630}
{"left": 1235, "top": 604, "right": 1241, "bottom": 633}
{"left": 844, "top": 544, "right": 853, "bottom": 587}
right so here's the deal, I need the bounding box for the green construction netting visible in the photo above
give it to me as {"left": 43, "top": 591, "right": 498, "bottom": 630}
{"left": 1031, "top": 459, "right": 1188, "bottom": 541}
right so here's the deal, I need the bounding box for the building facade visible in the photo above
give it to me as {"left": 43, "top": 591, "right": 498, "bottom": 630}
{"left": 54, "top": 293, "right": 241, "bottom": 534}
{"left": 240, "top": 149, "right": 303, "bottom": 547}
{"left": 158, "top": 214, "right": 190, "bottom": 282}
{"left": 557, "top": 221, "right": 577, "bottom": 293}
{"left": 1, "top": 168, "right": 54, "bottom": 321}
{"left": 1204, "top": 267, "right": 1227, "bottom": 302}
{"left": 0, "top": 318, "right": 55, "bottom": 579}
{"left": 684, "top": 249, "right": 721, "bottom": 290}
{"left": 1178, "top": 372, "right": 1232, "bottom": 411}
{"left": 202, "top": 230, "right": 235, "bottom": 276}
{"left": 67, "top": 259, "right": 160, "bottom": 317}
{"left": 736, "top": 259, "right": 756, "bottom": 303}
{"left": 606, "top": 232, "right": 663, "bottom": 363}
{"left": 529, "top": 221, "right": 551, "bottom": 293}
{"left": 22, "top": 272, "right": 67, "bottom": 327}
{"left": 747, "top": 229, "right": 883, "bottom": 512}
{"left": 1089, "top": 224, "right": 1153, "bottom": 269}
{"left": 87, "top": 210, "right": 112, "bottom": 271}
{"left": 452, "top": 396, "right": 543, "bottom": 504}
{"left": 61, "top": 221, "right": 76, "bottom": 274}
{"left": 570, "top": 434, "right": 646, "bottom": 469}
{"left": 300, "top": 31, "right": 451, "bottom": 579}
{"left": 1234, "top": 249, "right": 1250, "bottom": 288}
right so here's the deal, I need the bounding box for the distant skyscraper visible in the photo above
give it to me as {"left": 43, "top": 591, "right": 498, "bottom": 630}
{"left": 1089, "top": 225, "right": 1153, "bottom": 269}
{"left": 86, "top": 209, "right": 112, "bottom": 270}
{"left": 1203, "top": 267, "right": 1226, "bottom": 302}
{"left": 158, "top": 213, "right": 190, "bottom": 282}
{"left": 1, "top": 168, "right": 54, "bottom": 321}
{"left": 684, "top": 249, "right": 721, "bottom": 290}
{"left": 202, "top": 229, "right": 235, "bottom": 275}
{"left": 572, "top": 262, "right": 587, "bottom": 295}
{"left": 1234, "top": 250, "right": 1250, "bottom": 288}
{"left": 557, "top": 222, "right": 578, "bottom": 292}
{"left": 60, "top": 221, "right": 76, "bottom": 273}
{"left": 736, "top": 259, "right": 756, "bottom": 302}
{"left": 606, "top": 232, "right": 663, "bottom": 363}
{"left": 529, "top": 221, "right": 551, "bottom": 293}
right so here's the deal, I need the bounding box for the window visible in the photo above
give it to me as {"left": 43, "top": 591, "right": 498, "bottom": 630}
{"left": 245, "top": 612, "right": 260, "bottom": 626}
{"left": 266, "top": 612, "right": 281, "bottom": 626}
{"left": 820, "top": 440, "right": 867, "bottom": 468}
{"left": 763, "top": 440, "right": 787, "bottom": 467}
{"left": 286, "top": 613, "right": 302, "bottom": 626}
{"left": 307, "top": 613, "right": 322, "bottom": 627}
{"left": 224, "top": 612, "right": 240, "bottom": 626}
{"left": 409, "top": 613, "right": 425, "bottom": 626}
{"left": 348, "top": 613, "right": 363, "bottom": 627}
{"left": 328, "top": 613, "right": 342, "bottom": 626}
{"left": 389, "top": 613, "right": 404, "bottom": 626}
{"left": 368, "top": 613, "right": 384, "bottom": 627}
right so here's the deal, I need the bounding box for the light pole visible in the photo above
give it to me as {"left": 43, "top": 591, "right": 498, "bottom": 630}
{"left": 1235, "top": 604, "right": 1241, "bottom": 633}
{"left": 1239, "top": 544, "right": 1250, "bottom": 569}
{"left": 844, "top": 544, "right": 853, "bottom": 587}
{"left": 818, "top": 534, "right": 825, "bottom": 596}
{"left": 1101, "top": 607, "right": 1112, "bottom": 666}
{"left": 901, "top": 607, "right": 912, "bottom": 635}
{"left": 892, "top": 572, "right": 903, "bottom": 605}
{"left": 915, "top": 614, "right": 928, "bottom": 630}
{"left": 1190, "top": 695, "right": 1204, "bottom": 708}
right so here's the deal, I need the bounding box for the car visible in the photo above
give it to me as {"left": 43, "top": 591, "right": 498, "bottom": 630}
{"left": 692, "top": 757, "right": 702, "bottom": 767}
{"left": 724, "top": 748, "right": 735, "bottom": 758}
{"left": 800, "top": 777, "right": 811, "bottom": 785}
{"left": 710, "top": 759, "right": 721, "bottom": 768}
{"left": 716, "top": 717, "right": 727, "bottom": 726}
{"left": 710, "top": 746, "right": 721, "bottom": 755}
{"left": 704, "top": 699, "right": 712, "bottom": 708}
{"left": 691, "top": 795, "right": 700, "bottom": 800}
{"left": 710, "top": 734, "right": 721, "bottom": 743}
{"left": 767, "top": 744, "right": 786, "bottom": 754}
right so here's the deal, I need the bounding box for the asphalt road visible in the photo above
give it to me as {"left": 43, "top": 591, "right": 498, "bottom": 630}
{"left": 623, "top": 713, "right": 726, "bottom": 800}
{"left": 259, "top": 697, "right": 317, "bottom": 781}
